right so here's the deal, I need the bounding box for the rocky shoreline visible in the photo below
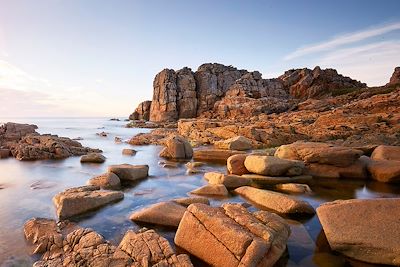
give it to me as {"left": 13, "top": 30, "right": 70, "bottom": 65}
{"left": 2, "top": 64, "right": 400, "bottom": 266}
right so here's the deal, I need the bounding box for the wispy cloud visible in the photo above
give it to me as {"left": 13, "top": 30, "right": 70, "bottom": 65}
{"left": 284, "top": 21, "right": 400, "bottom": 60}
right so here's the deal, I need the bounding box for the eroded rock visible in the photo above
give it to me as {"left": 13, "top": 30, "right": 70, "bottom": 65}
{"left": 159, "top": 135, "right": 193, "bottom": 159}
{"left": 108, "top": 164, "right": 149, "bottom": 181}
{"left": 227, "top": 154, "right": 249, "bottom": 175}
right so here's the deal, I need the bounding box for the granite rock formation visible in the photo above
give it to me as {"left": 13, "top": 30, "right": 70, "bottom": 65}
{"left": 129, "top": 100, "right": 152, "bottom": 121}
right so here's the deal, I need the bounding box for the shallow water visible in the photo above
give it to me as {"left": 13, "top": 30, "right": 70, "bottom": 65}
{"left": 0, "top": 118, "right": 399, "bottom": 267}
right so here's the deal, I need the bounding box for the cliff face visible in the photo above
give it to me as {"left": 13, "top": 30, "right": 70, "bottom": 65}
{"left": 132, "top": 63, "right": 368, "bottom": 122}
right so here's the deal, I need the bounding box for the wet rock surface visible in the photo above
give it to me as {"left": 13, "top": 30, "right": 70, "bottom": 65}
{"left": 108, "top": 164, "right": 149, "bottom": 181}
{"left": 175, "top": 203, "right": 290, "bottom": 267}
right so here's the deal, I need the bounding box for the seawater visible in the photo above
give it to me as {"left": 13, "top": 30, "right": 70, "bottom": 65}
{"left": 0, "top": 117, "right": 399, "bottom": 267}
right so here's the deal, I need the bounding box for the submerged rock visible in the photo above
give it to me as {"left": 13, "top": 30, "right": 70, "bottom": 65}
{"left": 317, "top": 198, "right": 400, "bottom": 265}
{"left": 129, "top": 201, "right": 186, "bottom": 227}
{"left": 244, "top": 155, "right": 305, "bottom": 176}
{"left": 53, "top": 186, "right": 124, "bottom": 219}
{"left": 175, "top": 203, "right": 290, "bottom": 267}
{"left": 87, "top": 173, "right": 121, "bottom": 190}
{"left": 108, "top": 164, "right": 149, "bottom": 181}
{"left": 190, "top": 184, "right": 229, "bottom": 197}
{"left": 234, "top": 186, "right": 315, "bottom": 214}
{"left": 80, "top": 153, "right": 106, "bottom": 163}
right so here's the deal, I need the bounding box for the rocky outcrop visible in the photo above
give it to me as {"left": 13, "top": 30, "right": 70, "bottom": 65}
{"left": 53, "top": 186, "right": 124, "bottom": 219}
{"left": 279, "top": 66, "right": 366, "bottom": 99}
{"left": 0, "top": 122, "right": 101, "bottom": 161}
{"left": 25, "top": 219, "right": 193, "bottom": 267}
{"left": 129, "top": 100, "right": 152, "bottom": 121}
{"left": 387, "top": 66, "right": 400, "bottom": 86}
{"left": 174, "top": 203, "right": 290, "bottom": 267}
{"left": 317, "top": 198, "right": 400, "bottom": 265}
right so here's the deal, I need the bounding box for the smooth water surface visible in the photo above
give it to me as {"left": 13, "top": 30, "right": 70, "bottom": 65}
{"left": 0, "top": 118, "right": 399, "bottom": 267}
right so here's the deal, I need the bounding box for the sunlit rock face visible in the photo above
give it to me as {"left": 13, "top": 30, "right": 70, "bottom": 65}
{"left": 133, "top": 63, "right": 367, "bottom": 122}
{"left": 387, "top": 66, "right": 400, "bottom": 86}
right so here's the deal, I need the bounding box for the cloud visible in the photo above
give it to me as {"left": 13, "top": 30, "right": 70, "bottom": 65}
{"left": 316, "top": 40, "right": 400, "bottom": 86}
{"left": 284, "top": 21, "right": 400, "bottom": 60}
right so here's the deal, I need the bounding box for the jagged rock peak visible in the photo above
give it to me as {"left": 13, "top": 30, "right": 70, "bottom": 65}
{"left": 387, "top": 66, "right": 400, "bottom": 86}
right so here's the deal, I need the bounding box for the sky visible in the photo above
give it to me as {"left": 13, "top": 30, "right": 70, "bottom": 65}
{"left": 0, "top": 0, "right": 399, "bottom": 117}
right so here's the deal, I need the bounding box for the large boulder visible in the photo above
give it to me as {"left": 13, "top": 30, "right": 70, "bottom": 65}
{"left": 371, "top": 145, "right": 400, "bottom": 161}
{"left": 129, "top": 100, "right": 152, "bottom": 121}
{"left": 275, "top": 142, "right": 363, "bottom": 167}
{"left": 227, "top": 154, "right": 249, "bottom": 175}
{"left": 129, "top": 201, "right": 186, "bottom": 227}
{"left": 367, "top": 159, "right": 400, "bottom": 183}
{"left": 52, "top": 186, "right": 124, "bottom": 219}
{"left": 214, "top": 136, "right": 253, "bottom": 151}
{"left": 175, "top": 203, "right": 290, "bottom": 267}
{"left": 193, "top": 149, "right": 246, "bottom": 163}
{"left": 108, "top": 164, "right": 149, "bottom": 181}
{"left": 159, "top": 135, "right": 193, "bottom": 159}
{"left": 244, "top": 155, "right": 305, "bottom": 176}
{"left": 305, "top": 158, "right": 368, "bottom": 179}
{"left": 317, "top": 199, "right": 400, "bottom": 265}
{"left": 234, "top": 186, "right": 315, "bottom": 214}
{"left": 87, "top": 173, "right": 121, "bottom": 190}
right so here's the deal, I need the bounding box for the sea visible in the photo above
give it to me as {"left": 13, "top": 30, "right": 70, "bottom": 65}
{"left": 0, "top": 117, "right": 398, "bottom": 267}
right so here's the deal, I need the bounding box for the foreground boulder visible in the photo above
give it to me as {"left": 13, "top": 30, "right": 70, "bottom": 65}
{"left": 159, "top": 135, "right": 193, "bottom": 159}
{"left": 244, "top": 155, "right": 305, "bottom": 176}
{"left": 367, "top": 159, "right": 400, "bottom": 183}
{"left": 80, "top": 153, "right": 106, "bottom": 163}
{"left": 275, "top": 142, "right": 363, "bottom": 167}
{"left": 371, "top": 145, "right": 400, "bottom": 161}
{"left": 193, "top": 149, "right": 246, "bottom": 163}
{"left": 87, "top": 173, "right": 121, "bottom": 190}
{"left": 234, "top": 186, "right": 315, "bottom": 214}
{"left": 175, "top": 203, "right": 290, "bottom": 267}
{"left": 317, "top": 199, "right": 400, "bottom": 265}
{"left": 214, "top": 136, "right": 253, "bottom": 151}
{"left": 129, "top": 201, "right": 186, "bottom": 227}
{"left": 108, "top": 164, "right": 149, "bottom": 181}
{"left": 227, "top": 154, "right": 249, "bottom": 175}
{"left": 53, "top": 186, "right": 124, "bottom": 219}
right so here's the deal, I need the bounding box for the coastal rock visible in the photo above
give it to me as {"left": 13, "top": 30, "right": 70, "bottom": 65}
{"left": 242, "top": 174, "right": 313, "bottom": 186}
{"left": 244, "top": 155, "right": 305, "bottom": 176}
{"left": 172, "top": 197, "right": 210, "bottom": 206}
{"left": 190, "top": 184, "right": 229, "bottom": 197}
{"left": 128, "top": 128, "right": 176, "bottom": 146}
{"left": 275, "top": 142, "right": 363, "bottom": 167}
{"left": 371, "top": 145, "right": 400, "bottom": 161}
{"left": 227, "top": 154, "right": 249, "bottom": 175}
{"left": 305, "top": 159, "right": 368, "bottom": 179}
{"left": 279, "top": 66, "right": 366, "bottom": 99}
{"left": 387, "top": 66, "right": 400, "bottom": 86}
{"left": 108, "top": 164, "right": 149, "bottom": 181}
{"left": 129, "top": 201, "right": 186, "bottom": 227}
{"left": 0, "top": 122, "right": 37, "bottom": 144}
{"left": 204, "top": 172, "right": 251, "bottom": 189}
{"left": 23, "top": 218, "right": 63, "bottom": 254}
{"left": 159, "top": 135, "right": 193, "bottom": 159}
{"left": 53, "top": 186, "right": 124, "bottom": 219}
{"left": 174, "top": 203, "right": 290, "bottom": 267}
{"left": 87, "top": 173, "right": 121, "bottom": 190}
{"left": 317, "top": 198, "right": 400, "bottom": 265}
{"left": 367, "top": 159, "right": 400, "bottom": 183}
{"left": 275, "top": 183, "right": 312, "bottom": 194}
{"left": 214, "top": 136, "right": 253, "bottom": 150}
{"left": 117, "top": 229, "right": 193, "bottom": 266}
{"left": 176, "top": 67, "right": 198, "bottom": 118}
{"left": 234, "top": 186, "right": 315, "bottom": 214}
{"left": 193, "top": 149, "right": 246, "bottom": 163}
{"left": 122, "top": 148, "right": 136, "bottom": 156}
{"left": 0, "top": 148, "right": 10, "bottom": 158}
{"left": 80, "top": 153, "right": 106, "bottom": 163}
{"left": 129, "top": 100, "right": 152, "bottom": 121}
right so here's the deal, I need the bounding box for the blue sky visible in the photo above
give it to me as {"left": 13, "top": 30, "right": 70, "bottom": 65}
{"left": 0, "top": 0, "right": 399, "bottom": 117}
